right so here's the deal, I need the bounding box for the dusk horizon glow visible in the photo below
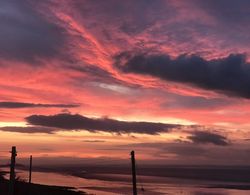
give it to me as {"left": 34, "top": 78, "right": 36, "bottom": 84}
{"left": 1, "top": 0, "right": 250, "bottom": 166}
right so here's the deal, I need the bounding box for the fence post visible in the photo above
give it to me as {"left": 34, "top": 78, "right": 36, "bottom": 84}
{"left": 29, "top": 155, "right": 32, "bottom": 184}
{"left": 9, "top": 146, "right": 17, "bottom": 195}
{"left": 131, "top": 150, "right": 137, "bottom": 195}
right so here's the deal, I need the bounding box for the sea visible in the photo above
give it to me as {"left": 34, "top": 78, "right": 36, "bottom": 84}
{"left": 2, "top": 167, "right": 250, "bottom": 195}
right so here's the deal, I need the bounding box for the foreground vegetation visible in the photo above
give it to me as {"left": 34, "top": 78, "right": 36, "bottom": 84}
{"left": 0, "top": 175, "right": 85, "bottom": 195}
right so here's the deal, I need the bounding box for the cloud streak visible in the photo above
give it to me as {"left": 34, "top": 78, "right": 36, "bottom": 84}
{"left": 0, "top": 102, "right": 79, "bottom": 109}
{"left": 187, "top": 131, "right": 229, "bottom": 146}
{"left": 0, "top": 126, "right": 55, "bottom": 134}
{"left": 25, "top": 113, "right": 180, "bottom": 134}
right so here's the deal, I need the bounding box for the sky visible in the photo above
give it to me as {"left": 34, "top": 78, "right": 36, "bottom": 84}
{"left": 1, "top": 0, "right": 250, "bottom": 165}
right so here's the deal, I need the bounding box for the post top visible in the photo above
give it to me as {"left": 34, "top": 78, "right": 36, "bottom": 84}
{"left": 10, "top": 146, "right": 17, "bottom": 154}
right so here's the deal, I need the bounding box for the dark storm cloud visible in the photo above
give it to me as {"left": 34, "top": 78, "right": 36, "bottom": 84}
{"left": 25, "top": 113, "right": 180, "bottom": 134}
{"left": 187, "top": 131, "right": 229, "bottom": 146}
{"left": 0, "top": 0, "right": 64, "bottom": 63}
{"left": 0, "top": 102, "right": 79, "bottom": 108}
{"left": 115, "top": 52, "right": 250, "bottom": 98}
{"left": 0, "top": 126, "right": 55, "bottom": 134}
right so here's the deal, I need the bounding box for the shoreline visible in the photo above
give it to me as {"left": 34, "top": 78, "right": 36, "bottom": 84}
{"left": 0, "top": 175, "right": 86, "bottom": 195}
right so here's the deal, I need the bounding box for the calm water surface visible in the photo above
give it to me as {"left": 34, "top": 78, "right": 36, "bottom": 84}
{"left": 2, "top": 168, "right": 250, "bottom": 195}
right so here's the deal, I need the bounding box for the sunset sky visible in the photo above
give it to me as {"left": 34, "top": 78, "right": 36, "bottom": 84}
{"left": 1, "top": 0, "right": 250, "bottom": 165}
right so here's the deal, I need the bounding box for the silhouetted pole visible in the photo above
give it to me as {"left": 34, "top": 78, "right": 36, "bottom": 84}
{"left": 29, "top": 155, "right": 32, "bottom": 184}
{"left": 131, "top": 150, "right": 137, "bottom": 195}
{"left": 9, "top": 146, "right": 17, "bottom": 195}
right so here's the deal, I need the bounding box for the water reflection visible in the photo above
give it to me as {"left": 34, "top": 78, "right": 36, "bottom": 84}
{"left": 2, "top": 168, "right": 250, "bottom": 195}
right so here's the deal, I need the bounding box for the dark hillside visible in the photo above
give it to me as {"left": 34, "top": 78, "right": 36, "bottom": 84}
{"left": 0, "top": 175, "right": 85, "bottom": 195}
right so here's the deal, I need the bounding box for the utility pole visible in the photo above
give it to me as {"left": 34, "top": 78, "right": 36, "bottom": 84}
{"left": 29, "top": 155, "right": 32, "bottom": 184}
{"left": 9, "top": 146, "right": 17, "bottom": 195}
{"left": 131, "top": 150, "right": 137, "bottom": 195}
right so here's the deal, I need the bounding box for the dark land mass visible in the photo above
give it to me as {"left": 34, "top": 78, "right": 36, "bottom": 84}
{"left": 208, "top": 184, "right": 250, "bottom": 190}
{"left": 0, "top": 174, "right": 85, "bottom": 195}
{"left": 26, "top": 164, "right": 250, "bottom": 183}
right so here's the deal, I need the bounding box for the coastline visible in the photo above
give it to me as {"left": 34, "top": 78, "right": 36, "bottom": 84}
{"left": 0, "top": 174, "right": 86, "bottom": 195}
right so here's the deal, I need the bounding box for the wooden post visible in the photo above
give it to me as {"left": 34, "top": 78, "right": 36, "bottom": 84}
{"left": 131, "top": 150, "right": 137, "bottom": 195}
{"left": 29, "top": 155, "right": 32, "bottom": 184}
{"left": 9, "top": 146, "right": 17, "bottom": 195}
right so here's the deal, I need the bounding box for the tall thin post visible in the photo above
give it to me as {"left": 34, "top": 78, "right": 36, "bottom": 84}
{"left": 131, "top": 150, "right": 137, "bottom": 195}
{"left": 29, "top": 155, "right": 32, "bottom": 184}
{"left": 9, "top": 146, "right": 17, "bottom": 195}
